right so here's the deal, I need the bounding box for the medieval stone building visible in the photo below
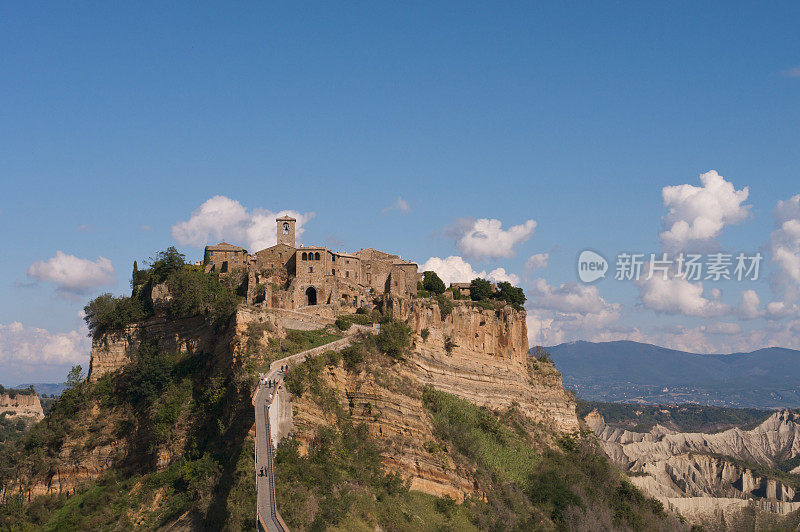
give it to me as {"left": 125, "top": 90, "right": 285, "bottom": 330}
{"left": 204, "top": 216, "right": 420, "bottom": 311}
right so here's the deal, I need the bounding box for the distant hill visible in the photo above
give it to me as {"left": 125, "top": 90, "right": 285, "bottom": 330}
{"left": 13, "top": 383, "right": 65, "bottom": 397}
{"left": 542, "top": 340, "right": 800, "bottom": 409}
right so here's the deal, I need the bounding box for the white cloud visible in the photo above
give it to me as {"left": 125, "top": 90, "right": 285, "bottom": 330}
{"left": 737, "top": 289, "right": 762, "bottom": 320}
{"left": 636, "top": 273, "right": 730, "bottom": 318}
{"left": 0, "top": 321, "right": 90, "bottom": 368}
{"left": 451, "top": 218, "right": 537, "bottom": 260}
{"left": 381, "top": 197, "right": 410, "bottom": 215}
{"left": 659, "top": 170, "right": 751, "bottom": 251}
{"left": 26, "top": 251, "right": 115, "bottom": 298}
{"left": 769, "top": 194, "right": 800, "bottom": 304}
{"left": 485, "top": 268, "right": 520, "bottom": 285}
{"left": 171, "top": 195, "right": 315, "bottom": 252}
{"left": 525, "top": 253, "right": 549, "bottom": 270}
{"left": 420, "top": 256, "right": 481, "bottom": 285}
{"left": 764, "top": 301, "right": 799, "bottom": 320}
{"left": 526, "top": 278, "right": 622, "bottom": 346}
{"left": 420, "top": 256, "right": 520, "bottom": 286}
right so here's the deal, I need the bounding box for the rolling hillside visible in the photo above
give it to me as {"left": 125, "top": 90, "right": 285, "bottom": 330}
{"left": 544, "top": 341, "right": 800, "bottom": 408}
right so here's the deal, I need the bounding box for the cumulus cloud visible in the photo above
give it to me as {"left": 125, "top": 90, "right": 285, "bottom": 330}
{"left": 769, "top": 194, "right": 800, "bottom": 304}
{"left": 26, "top": 251, "right": 115, "bottom": 298}
{"left": 171, "top": 195, "right": 315, "bottom": 252}
{"left": 764, "top": 301, "right": 799, "bottom": 320}
{"left": 525, "top": 253, "right": 549, "bottom": 270}
{"left": 737, "top": 289, "right": 762, "bottom": 320}
{"left": 526, "top": 278, "right": 622, "bottom": 346}
{"left": 636, "top": 273, "right": 730, "bottom": 318}
{"left": 450, "top": 218, "right": 537, "bottom": 260}
{"left": 659, "top": 170, "right": 751, "bottom": 251}
{"left": 381, "top": 197, "right": 410, "bottom": 215}
{"left": 419, "top": 256, "right": 520, "bottom": 286}
{"left": 0, "top": 321, "right": 90, "bottom": 368}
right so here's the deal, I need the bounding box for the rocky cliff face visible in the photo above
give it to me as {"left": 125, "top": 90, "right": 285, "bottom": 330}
{"left": 87, "top": 315, "right": 217, "bottom": 381}
{"left": 586, "top": 409, "right": 800, "bottom": 520}
{"left": 290, "top": 299, "right": 579, "bottom": 501}
{"left": 73, "top": 298, "right": 579, "bottom": 507}
{"left": 0, "top": 393, "right": 44, "bottom": 421}
{"left": 392, "top": 298, "right": 578, "bottom": 432}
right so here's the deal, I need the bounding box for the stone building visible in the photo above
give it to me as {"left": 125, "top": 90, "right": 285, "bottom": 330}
{"left": 204, "top": 242, "right": 248, "bottom": 273}
{"left": 204, "top": 216, "right": 420, "bottom": 311}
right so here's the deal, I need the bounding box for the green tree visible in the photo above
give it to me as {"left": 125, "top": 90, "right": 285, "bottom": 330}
{"left": 493, "top": 281, "right": 526, "bottom": 309}
{"left": 83, "top": 293, "right": 147, "bottom": 338}
{"left": 148, "top": 246, "right": 186, "bottom": 283}
{"left": 66, "top": 365, "right": 84, "bottom": 390}
{"left": 469, "top": 278, "right": 493, "bottom": 301}
{"left": 422, "top": 271, "right": 446, "bottom": 295}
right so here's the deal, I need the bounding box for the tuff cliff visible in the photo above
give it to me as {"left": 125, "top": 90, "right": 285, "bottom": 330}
{"left": 0, "top": 282, "right": 579, "bottom": 523}
{"left": 288, "top": 298, "right": 579, "bottom": 501}
{"left": 0, "top": 393, "right": 44, "bottom": 421}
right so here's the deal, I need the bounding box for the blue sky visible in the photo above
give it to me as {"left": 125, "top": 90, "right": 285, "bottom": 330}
{"left": 1, "top": 2, "right": 799, "bottom": 384}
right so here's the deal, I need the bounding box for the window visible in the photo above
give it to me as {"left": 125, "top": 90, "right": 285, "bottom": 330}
{"left": 314, "top": 252, "right": 320, "bottom": 260}
{"left": 302, "top": 252, "right": 307, "bottom": 260}
{"left": 346, "top": 271, "right": 349, "bottom": 278}
{"left": 283, "top": 222, "right": 289, "bottom": 234}
{"left": 309, "top": 266, "right": 314, "bottom": 273}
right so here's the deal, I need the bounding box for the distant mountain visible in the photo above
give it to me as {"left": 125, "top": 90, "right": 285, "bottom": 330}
{"left": 542, "top": 340, "right": 800, "bottom": 409}
{"left": 14, "top": 383, "right": 65, "bottom": 397}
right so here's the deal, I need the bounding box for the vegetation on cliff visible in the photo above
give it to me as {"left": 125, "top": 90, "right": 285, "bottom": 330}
{"left": 84, "top": 247, "right": 242, "bottom": 339}
{"left": 276, "top": 330, "right": 681, "bottom": 531}
{"left": 0, "top": 323, "right": 255, "bottom": 530}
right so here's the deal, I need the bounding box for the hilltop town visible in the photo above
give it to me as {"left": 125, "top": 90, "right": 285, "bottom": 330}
{"left": 203, "top": 216, "right": 421, "bottom": 311}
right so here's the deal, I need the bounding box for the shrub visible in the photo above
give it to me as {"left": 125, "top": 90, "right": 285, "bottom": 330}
{"left": 531, "top": 346, "right": 552, "bottom": 362}
{"left": 434, "top": 293, "right": 454, "bottom": 319}
{"left": 374, "top": 320, "right": 411, "bottom": 360}
{"left": 284, "top": 366, "right": 307, "bottom": 397}
{"left": 324, "top": 350, "right": 342, "bottom": 367}
{"left": 340, "top": 345, "right": 364, "bottom": 371}
{"left": 420, "top": 328, "right": 430, "bottom": 341}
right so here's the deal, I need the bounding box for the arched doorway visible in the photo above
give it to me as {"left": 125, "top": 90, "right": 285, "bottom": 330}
{"left": 305, "top": 286, "right": 317, "bottom": 306}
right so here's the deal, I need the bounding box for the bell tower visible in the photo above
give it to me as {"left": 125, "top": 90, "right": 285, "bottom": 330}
{"left": 276, "top": 215, "right": 296, "bottom": 247}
